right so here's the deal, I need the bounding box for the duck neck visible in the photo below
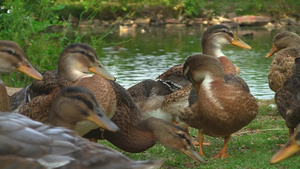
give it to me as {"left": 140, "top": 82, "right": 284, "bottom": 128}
{"left": 58, "top": 66, "right": 87, "bottom": 83}
{"left": 104, "top": 117, "right": 158, "bottom": 153}
{"left": 0, "top": 78, "right": 10, "bottom": 111}
{"left": 49, "top": 110, "right": 76, "bottom": 130}
{"left": 202, "top": 40, "right": 225, "bottom": 57}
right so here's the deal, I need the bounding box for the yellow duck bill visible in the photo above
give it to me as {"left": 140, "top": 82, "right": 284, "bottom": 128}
{"left": 17, "top": 60, "right": 43, "bottom": 80}
{"left": 87, "top": 107, "right": 119, "bottom": 132}
{"left": 231, "top": 35, "right": 252, "bottom": 49}
{"left": 88, "top": 60, "right": 116, "bottom": 81}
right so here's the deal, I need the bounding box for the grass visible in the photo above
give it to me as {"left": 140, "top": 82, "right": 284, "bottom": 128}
{"left": 98, "top": 99, "right": 300, "bottom": 168}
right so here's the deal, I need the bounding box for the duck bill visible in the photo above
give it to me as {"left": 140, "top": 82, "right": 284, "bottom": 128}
{"left": 270, "top": 137, "right": 300, "bottom": 164}
{"left": 231, "top": 35, "right": 252, "bottom": 49}
{"left": 183, "top": 147, "right": 208, "bottom": 164}
{"left": 86, "top": 107, "right": 119, "bottom": 132}
{"left": 88, "top": 60, "right": 116, "bottom": 81}
{"left": 265, "top": 44, "right": 278, "bottom": 58}
{"left": 17, "top": 60, "right": 43, "bottom": 80}
{"left": 192, "top": 83, "right": 201, "bottom": 95}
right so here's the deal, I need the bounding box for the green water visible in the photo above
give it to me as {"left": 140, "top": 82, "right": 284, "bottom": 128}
{"left": 97, "top": 25, "right": 300, "bottom": 99}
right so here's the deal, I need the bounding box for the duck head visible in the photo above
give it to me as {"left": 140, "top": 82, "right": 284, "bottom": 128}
{"left": 201, "top": 25, "right": 251, "bottom": 57}
{"left": 49, "top": 86, "right": 119, "bottom": 132}
{"left": 151, "top": 118, "right": 208, "bottom": 164}
{"left": 183, "top": 54, "right": 224, "bottom": 92}
{"left": 266, "top": 31, "right": 300, "bottom": 58}
{"left": 0, "top": 40, "right": 42, "bottom": 80}
{"left": 58, "top": 43, "right": 115, "bottom": 82}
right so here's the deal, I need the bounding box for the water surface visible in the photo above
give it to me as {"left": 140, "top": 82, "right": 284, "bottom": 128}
{"left": 97, "top": 25, "right": 300, "bottom": 99}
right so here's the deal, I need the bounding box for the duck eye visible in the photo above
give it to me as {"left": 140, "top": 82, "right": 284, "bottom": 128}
{"left": 177, "top": 133, "right": 185, "bottom": 138}
{"left": 82, "top": 111, "right": 89, "bottom": 116}
{"left": 7, "top": 49, "right": 14, "bottom": 54}
{"left": 80, "top": 50, "right": 86, "bottom": 54}
{"left": 77, "top": 95, "right": 83, "bottom": 100}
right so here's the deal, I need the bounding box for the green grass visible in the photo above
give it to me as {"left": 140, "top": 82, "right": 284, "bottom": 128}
{"left": 98, "top": 99, "right": 300, "bottom": 168}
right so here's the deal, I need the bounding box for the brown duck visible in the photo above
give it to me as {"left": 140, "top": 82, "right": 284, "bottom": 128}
{"left": 266, "top": 31, "right": 300, "bottom": 92}
{"left": 180, "top": 54, "right": 258, "bottom": 158}
{"left": 18, "top": 43, "right": 118, "bottom": 134}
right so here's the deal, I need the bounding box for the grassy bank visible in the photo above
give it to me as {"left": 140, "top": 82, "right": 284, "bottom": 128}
{"left": 99, "top": 99, "right": 300, "bottom": 168}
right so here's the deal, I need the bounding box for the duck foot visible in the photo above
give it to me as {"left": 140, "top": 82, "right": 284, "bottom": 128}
{"left": 213, "top": 152, "right": 231, "bottom": 159}
{"left": 193, "top": 142, "right": 211, "bottom": 146}
{"left": 213, "top": 135, "right": 231, "bottom": 159}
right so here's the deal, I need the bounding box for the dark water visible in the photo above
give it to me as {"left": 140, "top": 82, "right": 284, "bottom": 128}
{"left": 96, "top": 25, "right": 300, "bottom": 99}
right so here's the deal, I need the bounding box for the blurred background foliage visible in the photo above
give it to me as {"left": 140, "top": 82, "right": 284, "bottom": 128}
{"left": 0, "top": 0, "right": 299, "bottom": 87}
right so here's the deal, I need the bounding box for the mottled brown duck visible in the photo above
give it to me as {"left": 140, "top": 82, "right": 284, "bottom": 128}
{"left": 180, "top": 54, "right": 258, "bottom": 158}
{"left": 0, "top": 112, "right": 164, "bottom": 169}
{"left": 11, "top": 43, "right": 115, "bottom": 110}
{"left": 266, "top": 31, "right": 300, "bottom": 92}
{"left": 275, "top": 57, "right": 300, "bottom": 137}
{"left": 17, "top": 43, "right": 118, "bottom": 134}
{"left": 0, "top": 40, "right": 42, "bottom": 112}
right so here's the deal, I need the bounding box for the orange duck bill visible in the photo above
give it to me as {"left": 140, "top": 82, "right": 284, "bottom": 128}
{"left": 270, "top": 135, "right": 300, "bottom": 164}
{"left": 88, "top": 60, "right": 116, "bottom": 81}
{"left": 231, "top": 35, "right": 252, "bottom": 49}
{"left": 265, "top": 43, "right": 278, "bottom": 58}
{"left": 17, "top": 60, "right": 43, "bottom": 80}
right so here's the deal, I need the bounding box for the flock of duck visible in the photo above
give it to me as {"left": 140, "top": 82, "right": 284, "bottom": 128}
{"left": 0, "top": 24, "right": 299, "bottom": 168}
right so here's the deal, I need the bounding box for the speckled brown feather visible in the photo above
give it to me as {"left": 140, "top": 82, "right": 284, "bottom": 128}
{"left": 76, "top": 75, "right": 116, "bottom": 119}
{"left": 267, "top": 31, "right": 300, "bottom": 92}
{"left": 161, "top": 85, "right": 192, "bottom": 122}
{"left": 27, "top": 70, "right": 73, "bottom": 98}
{"left": 18, "top": 87, "right": 60, "bottom": 123}
{"left": 268, "top": 49, "right": 300, "bottom": 92}
{"left": 275, "top": 57, "right": 300, "bottom": 129}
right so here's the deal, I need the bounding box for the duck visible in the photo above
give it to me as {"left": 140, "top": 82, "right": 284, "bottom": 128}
{"left": 179, "top": 54, "right": 258, "bottom": 158}
{"left": 266, "top": 31, "right": 300, "bottom": 92}
{"left": 0, "top": 40, "right": 43, "bottom": 112}
{"left": 83, "top": 81, "right": 208, "bottom": 164}
{"left": 127, "top": 24, "right": 251, "bottom": 126}
{"left": 17, "top": 43, "right": 118, "bottom": 135}
{"left": 28, "top": 43, "right": 115, "bottom": 97}
{"left": 274, "top": 57, "right": 300, "bottom": 137}
{"left": 0, "top": 112, "right": 164, "bottom": 169}
{"left": 270, "top": 124, "right": 300, "bottom": 164}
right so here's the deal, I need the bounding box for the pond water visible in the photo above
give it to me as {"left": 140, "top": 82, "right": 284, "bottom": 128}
{"left": 96, "top": 25, "right": 300, "bottom": 100}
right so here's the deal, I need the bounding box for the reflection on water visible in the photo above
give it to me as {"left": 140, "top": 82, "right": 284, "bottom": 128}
{"left": 97, "top": 26, "right": 300, "bottom": 99}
